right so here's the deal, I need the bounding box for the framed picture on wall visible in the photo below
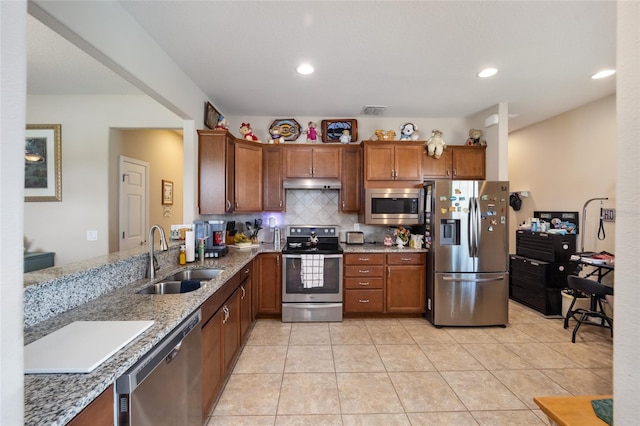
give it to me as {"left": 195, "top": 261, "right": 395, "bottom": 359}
{"left": 162, "top": 179, "right": 173, "bottom": 205}
{"left": 25, "top": 124, "right": 62, "bottom": 202}
{"left": 204, "top": 101, "right": 220, "bottom": 129}
{"left": 321, "top": 119, "right": 358, "bottom": 143}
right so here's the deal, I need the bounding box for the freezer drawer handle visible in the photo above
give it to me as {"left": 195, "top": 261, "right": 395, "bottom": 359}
{"left": 442, "top": 276, "right": 505, "bottom": 283}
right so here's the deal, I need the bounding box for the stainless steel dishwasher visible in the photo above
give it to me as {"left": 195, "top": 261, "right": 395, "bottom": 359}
{"left": 116, "top": 309, "right": 202, "bottom": 425}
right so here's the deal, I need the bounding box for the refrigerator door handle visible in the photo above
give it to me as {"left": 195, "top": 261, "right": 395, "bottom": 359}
{"left": 474, "top": 197, "right": 481, "bottom": 257}
{"left": 467, "top": 198, "right": 475, "bottom": 257}
{"left": 442, "top": 276, "right": 505, "bottom": 283}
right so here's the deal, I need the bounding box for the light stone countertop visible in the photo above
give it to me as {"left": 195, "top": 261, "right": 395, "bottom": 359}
{"left": 23, "top": 245, "right": 277, "bottom": 426}
{"left": 23, "top": 242, "right": 425, "bottom": 425}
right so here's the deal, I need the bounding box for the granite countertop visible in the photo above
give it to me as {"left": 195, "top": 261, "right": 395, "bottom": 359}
{"left": 23, "top": 244, "right": 276, "bottom": 426}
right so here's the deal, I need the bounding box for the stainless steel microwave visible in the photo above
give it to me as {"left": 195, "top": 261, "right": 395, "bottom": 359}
{"left": 362, "top": 188, "right": 424, "bottom": 225}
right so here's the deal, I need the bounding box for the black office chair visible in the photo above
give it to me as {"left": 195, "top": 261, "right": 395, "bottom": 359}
{"left": 563, "top": 275, "right": 613, "bottom": 343}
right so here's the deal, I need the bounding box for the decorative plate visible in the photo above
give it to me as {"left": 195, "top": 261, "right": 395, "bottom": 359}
{"left": 269, "top": 119, "right": 301, "bottom": 141}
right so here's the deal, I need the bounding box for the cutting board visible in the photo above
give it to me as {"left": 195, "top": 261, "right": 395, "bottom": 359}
{"left": 24, "top": 320, "right": 154, "bottom": 374}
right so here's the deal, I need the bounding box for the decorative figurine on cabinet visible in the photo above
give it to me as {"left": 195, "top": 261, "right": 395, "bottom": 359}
{"left": 215, "top": 114, "right": 229, "bottom": 130}
{"left": 339, "top": 129, "right": 351, "bottom": 144}
{"left": 383, "top": 234, "right": 394, "bottom": 247}
{"left": 269, "top": 127, "right": 284, "bottom": 144}
{"left": 466, "top": 128, "right": 487, "bottom": 146}
{"left": 305, "top": 121, "right": 319, "bottom": 143}
{"left": 426, "top": 129, "right": 446, "bottom": 159}
{"left": 239, "top": 122, "right": 261, "bottom": 142}
{"left": 374, "top": 129, "right": 396, "bottom": 141}
{"left": 399, "top": 122, "right": 419, "bottom": 141}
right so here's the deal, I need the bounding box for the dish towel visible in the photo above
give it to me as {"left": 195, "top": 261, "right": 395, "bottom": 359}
{"left": 301, "top": 254, "right": 324, "bottom": 288}
{"left": 591, "top": 398, "right": 613, "bottom": 425}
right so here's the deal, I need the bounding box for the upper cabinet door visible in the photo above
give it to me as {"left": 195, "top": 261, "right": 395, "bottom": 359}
{"left": 451, "top": 146, "right": 486, "bottom": 180}
{"left": 423, "top": 147, "right": 453, "bottom": 179}
{"left": 198, "top": 129, "right": 235, "bottom": 214}
{"left": 263, "top": 146, "right": 284, "bottom": 212}
{"left": 234, "top": 141, "right": 263, "bottom": 212}
{"left": 311, "top": 147, "right": 341, "bottom": 178}
{"left": 365, "top": 144, "right": 396, "bottom": 181}
{"left": 394, "top": 145, "right": 423, "bottom": 181}
{"left": 284, "top": 147, "right": 314, "bottom": 177}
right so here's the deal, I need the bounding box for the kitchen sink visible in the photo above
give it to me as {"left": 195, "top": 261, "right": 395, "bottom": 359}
{"left": 163, "top": 268, "right": 223, "bottom": 282}
{"left": 137, "top": 268, "right": 223, "bottom": 294}
{"left": 137, "top": 281, "right": 201, "bottom": 295}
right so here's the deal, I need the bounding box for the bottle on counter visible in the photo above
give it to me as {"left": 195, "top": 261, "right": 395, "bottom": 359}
{"left": 179, "top": 245, "right": 186, "bottom": 265}
{"left": 198, "top": 238, "right": 206, "bottom": 265}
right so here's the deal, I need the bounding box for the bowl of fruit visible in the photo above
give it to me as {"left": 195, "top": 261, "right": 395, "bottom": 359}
{"left": 234, "top": 233, "right": 252, "bottom": 247}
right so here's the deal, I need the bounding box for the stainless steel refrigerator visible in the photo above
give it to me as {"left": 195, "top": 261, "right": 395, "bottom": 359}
{"left": 424, "top": 180, "right": 510, "bottom": 326}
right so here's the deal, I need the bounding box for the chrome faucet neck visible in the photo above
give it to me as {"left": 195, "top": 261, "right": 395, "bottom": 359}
{"left": 148, "top": 225, "right": 168, "bottom": 279}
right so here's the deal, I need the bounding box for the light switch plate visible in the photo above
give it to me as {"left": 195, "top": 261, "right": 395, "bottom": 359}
{"left": 86, "top": 230, "right": 98, "bottom": 241}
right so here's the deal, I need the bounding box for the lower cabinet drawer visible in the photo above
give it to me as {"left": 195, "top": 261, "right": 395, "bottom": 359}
{"left": 344, "top": 289, "right": 384, "bottom": 313}
{"left": 344, "top": 277, "right": 384, "bottom": 289}
{"left": 344, "top": 265, "right": 384, "bottom": 277}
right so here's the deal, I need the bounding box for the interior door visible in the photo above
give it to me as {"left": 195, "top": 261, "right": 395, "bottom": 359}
{"left": 119, "top": 156, "right": 149, "bottom": 251}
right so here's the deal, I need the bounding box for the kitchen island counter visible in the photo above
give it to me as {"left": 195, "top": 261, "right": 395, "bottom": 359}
{"left": 24, "top": 244, "right": 278, "bottom": 426}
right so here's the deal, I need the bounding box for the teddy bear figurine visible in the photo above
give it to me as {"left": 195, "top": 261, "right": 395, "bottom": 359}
{"left": 339, "top": 129, "right": 351, "bottom": 144}
{"left": 374, "top": 129, "right": 396, "bottom": 141}
{"left": 466, "top": 128, "right": 486, "bottom": 146}
{"left": 305, "top": 121, "right": 319, "bottom": 143}
{"left": 399, "top": 122, "right": 419, "bottom": 141}
{"left": 426, "top": 129, "right": 446, "bottom": 159}
{"left": 239, "top": 122, "right": 261, "bottom": 143}
{"left": 269, "top": 127, "right": 284, "bottom": 144}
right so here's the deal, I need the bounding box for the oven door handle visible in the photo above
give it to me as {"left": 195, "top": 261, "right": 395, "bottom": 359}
{"left": 282, "top": 254, "right": 344, "bottom": 259}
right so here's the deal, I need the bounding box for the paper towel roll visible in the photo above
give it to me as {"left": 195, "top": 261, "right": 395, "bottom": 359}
{"left": 185, "top": 231, "right": 195, "bottom": 262}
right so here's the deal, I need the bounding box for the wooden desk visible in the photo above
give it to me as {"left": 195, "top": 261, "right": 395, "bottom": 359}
{"left": 533, "top": 395, "right": 612, "bottom": 426}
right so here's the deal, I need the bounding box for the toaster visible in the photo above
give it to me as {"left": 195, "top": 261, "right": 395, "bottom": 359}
{"left": 346, "top": 231, "right": 365, "bottom": 245}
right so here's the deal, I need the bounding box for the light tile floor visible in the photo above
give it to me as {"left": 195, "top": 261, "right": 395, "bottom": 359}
{"left": 208, "top": 301, "right": 613, "bottom": 425}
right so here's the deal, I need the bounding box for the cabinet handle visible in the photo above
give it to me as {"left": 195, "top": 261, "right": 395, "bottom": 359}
{"left": 226, "top": 200, "right": 231, "bottom": 211}
{"left": 241, "top": 285, "right": 246, "bottom": 298}
{"left": 235, "top": 200, "right": 239, "bottom": 208}
{"left": 358, "top": 269, "right": 369, "bottom": 274}
{"left": 387, "top": 266, "right": 391, "bottom": 278}
{"left": 222, "top": 305, "right": 229, "bottom": 324}
{"left": 453, "top": 169, "right": 457, "bottom": 177}
{"left": 446, "top": 169, "right": 450, "bottom": 177}
{"left": 359, "top": 282, "right": 370, "bottom": 286}
{"left": 401, "top": 257, "right": 412, "bottom": 261}
{"left": 391, "top": 170, "right": 394, "bottom": 178}
{"left": 310, "top": 168, "right": 313, "bottom": 176}
{"left": 358, "top": 299, "right": 370, "bottom": 303}
{"left": 277, "top": 256, "right": 280, "bottom": 267}
{"left": 358, "top": 257, "right": 369, "bottom": 261}
{"left": 279, "top": 201, "right": 282, "bottom": 208}
{"left": 342, "top": 200, "right": 345, "bottom": 208}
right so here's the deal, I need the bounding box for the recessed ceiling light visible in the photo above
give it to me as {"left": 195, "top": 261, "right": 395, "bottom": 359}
{"left": 591, "top": 69, "right": 616, "bottom": 79}
{"left": 477, "top": 68, "right": 498, "bottom": 78}
{"left": 296, "top": 64, "right": 314, "bottom": 75}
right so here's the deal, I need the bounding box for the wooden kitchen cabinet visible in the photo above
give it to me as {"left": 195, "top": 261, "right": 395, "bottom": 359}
{"left": 235, "top": 140, "right": 263, "bottom": 212}
{"left": 222, "top": 288, "right": 241, "bottom": 373}
{"left": 263, "top": 145, "right": 285, "bottom": 211}
{"left": 256, "top": 253, "right": 282, "bottom": 315}
{"left": 344, "top": 253, "right": 385, "bottom": 313}
{"left": 67, "top": 384, "right": 114, "bottom": 426}
{"left": 284, "top": 145, "right": 341, "bottom": 178}
{"left": 239, "top": 262, "right": 253, "bottom": 343}
{"left": 364, "top": 141, "right": 423, "bottom": 186}
{"left": 198, "top": 129, "right": 235, "bottom": 214}
{"left": 201, "top": 308, "right": 224, "bottom": 419}
{"left": 423, "top": 145, "right": 486, "bottom": 180}
{"left": 340, "top": 145, "right": 362, "bottom": 213}
{"left": 385, "top": 253, "right": 426, "bottom": 313}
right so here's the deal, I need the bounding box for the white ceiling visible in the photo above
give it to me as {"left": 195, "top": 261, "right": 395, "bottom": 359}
{"left": 27, "top": 1, "right": 617, "bottom": 131}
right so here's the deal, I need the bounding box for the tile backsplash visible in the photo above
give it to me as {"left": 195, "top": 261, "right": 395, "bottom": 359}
{"left": 200, "top": 189, "right": 397, "bottom": 243}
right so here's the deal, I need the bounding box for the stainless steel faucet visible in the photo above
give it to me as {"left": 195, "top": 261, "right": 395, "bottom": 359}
{"left": 147, "top": 224, "right": 169, "bottom": 279}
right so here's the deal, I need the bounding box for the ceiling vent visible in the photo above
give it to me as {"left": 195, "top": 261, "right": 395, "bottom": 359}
{"left": 362, "top": 105, "right": 388, "bottom": 115}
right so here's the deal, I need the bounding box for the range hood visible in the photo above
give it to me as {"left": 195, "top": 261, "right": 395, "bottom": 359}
{"left": 283, "top": 178, "right": 342, "bottom": 190}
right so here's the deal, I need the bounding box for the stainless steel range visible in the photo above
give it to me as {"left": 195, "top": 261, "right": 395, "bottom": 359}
{"left": 282, "top": 225, "right": 343, "bottom": 322}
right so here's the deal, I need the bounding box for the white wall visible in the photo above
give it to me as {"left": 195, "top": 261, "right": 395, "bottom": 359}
{"left": 0, "top": 2, "right": 26, "bottom": 423}
{"left": 26, "top": 95, "right": 182, "bottom": 266}
{"left": 508, "top": 95, "right": 616, "bottom": 255}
